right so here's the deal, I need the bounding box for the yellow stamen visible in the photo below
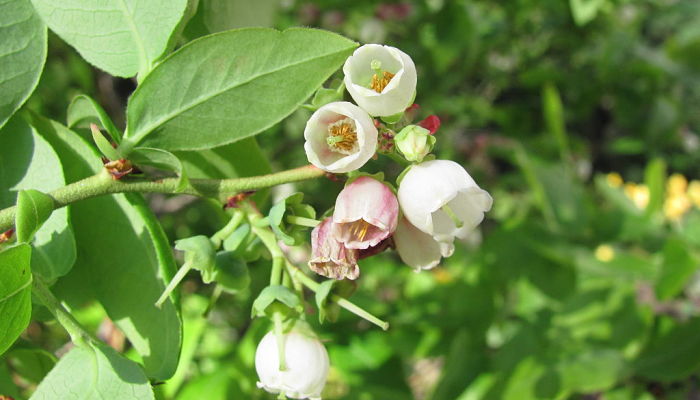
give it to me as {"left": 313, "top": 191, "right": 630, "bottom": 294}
{"left": 370, "top": 71, "right": 395, "bottom": 93}
{"left": 350, "top": 220, "right": 371, "bottom": 241}
{"left": 327, "top": 118, "right": 358, "bottom": 155}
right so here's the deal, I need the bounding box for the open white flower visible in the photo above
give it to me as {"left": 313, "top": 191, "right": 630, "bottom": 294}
{"left": 304, "top": 101, "right": 378, "bottom": 173}
{"left": 394, "top": 217, "right": 454, "bottom": 271}
{"left": 397, "top": 160, "right": 492, "bottom": 242}
{"left": 343, "top": 44, "right": 417, "bottom": 117}
{"left": 255, "top": 329, "right": 330, "bottom": 400}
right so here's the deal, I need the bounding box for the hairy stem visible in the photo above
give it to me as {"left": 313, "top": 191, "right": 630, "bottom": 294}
{"left": 0, "top": 165, "right": 325, "bottom": 232}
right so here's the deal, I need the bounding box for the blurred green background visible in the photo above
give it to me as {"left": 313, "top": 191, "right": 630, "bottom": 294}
{"left": 10, "top": 0, "right": 700, "bottom": 399}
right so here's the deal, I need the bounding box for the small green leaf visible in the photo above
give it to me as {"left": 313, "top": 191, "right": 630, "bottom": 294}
{"left": 311, "top": 87, "right": 343, "bottom": 109}
{"left": 269, "top": 192, "right": 317, "bottom": 246}
{"left": 315, "top": 280, "right": 335, "bottom": 324}
{"left": 0, "top": 0, "right": 47, "bottom": 130}
{"left": 542, "top": 82, "right": 570, "bottom": 161}
{"left": 0, "top": 243, "right": 32, "bottom": 356}
{"left": 67, "top": 94, "right": 121, "bottom": 143}
{"left": 251, "top": 285, "right": 300, "bottom": 318}
{"left": 30, "top": 341, "right": 154, "bottom": 399}
{"left": 223, "top": 224, "right": 251, "bottom": 252}
{"left": 644, "top": 158, "right": 666, "bottom": 216}
{"left": 175, "top": 236, "right": 216, "bottom": 283}
{"left": 30, "top": 0, "right": 188, "bottom": 78}
{"left": 123, "top": 27, "right": 358, "bottom": 152}
{"left": 89, "top": 124, "right": 121, "bottom": 160}
{"left": 130, "top": 147, "right": 190, "bottom": 192}
{"left": 569, "top": 0, "right": 606, "bottom": 26}
{"left": 213, "top": 251, "right": 250, "bottom": 292}
{"left": 15, "top": 189, "right": 54, "bottom": 243}
{"left": 655, "top": 238, "right": 697, "bottom": 300}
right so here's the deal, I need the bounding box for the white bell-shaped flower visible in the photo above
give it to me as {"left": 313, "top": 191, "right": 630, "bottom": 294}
{"left": 255, "top": 329, "right": 330, "bottom": 400}
{"left": 397, "top": 160, "right": 492, "bottom": 242}
{"left": 304, "top": 101, "right": 378, "bottom": 173}
{"left": 393, "top": 217, "right": 454, "bottom": 271}
{"left": 343, "top": 44, "right": 417, "bottom": 117}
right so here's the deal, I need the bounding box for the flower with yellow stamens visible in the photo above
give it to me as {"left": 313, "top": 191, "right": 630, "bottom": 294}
{"left": 606, "top": 172, "right": 623, "bottom": 188}
{"left": 623, "top": 183, "right": 650, "bottom": 210}
{"left": 303, "top": 101, "right": 378, "bottom": 173}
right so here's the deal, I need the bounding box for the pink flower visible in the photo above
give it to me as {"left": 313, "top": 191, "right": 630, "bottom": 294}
{"left": 309, "top": 217, "right": 359, "bottom": 280}
{"left": 393, "top": 217, "right": 454, "bottom": 271}
{"left": 332, "top": 176, "right": 399, "bottom": 250}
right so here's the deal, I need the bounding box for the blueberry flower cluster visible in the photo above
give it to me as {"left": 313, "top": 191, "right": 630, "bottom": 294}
{"left": 256, "top": 43, "right": 492, "bottom": 400}
{"left": 303, "top": 43, "right": 492, "bottom": 277}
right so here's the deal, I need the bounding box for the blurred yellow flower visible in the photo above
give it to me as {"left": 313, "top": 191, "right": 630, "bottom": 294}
{"left": 667, "top": 173, "right": 688, "bottom": 197}
{"left": 606, "top": 172, "right": 623, "bottom": 188}
{"left": 664, "top": 193, "right": 692, "bottom": 221}
{"left": 688, "top": 180, "right": 700, "bottom": 208}
{"left": 594, "top": 244, "right": 615, "bottom": 262}
{"left": 623, "top": 183, "right": 649, "bottom": 210}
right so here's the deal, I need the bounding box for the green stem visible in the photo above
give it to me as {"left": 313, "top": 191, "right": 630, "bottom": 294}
{"left": 210, "top": 210, "right": 245, "bottom": 248}
{"left": 273, "top": 312, "right": 287, "bottom": 371}
{"left": 0, "top": 165, "right": 325, "bottom": 232}
{"left": 286, "top": 263, "right": 390, "bottom": 331}
{"left": 285, "top": 215, "right": 320, "bottom": 228}
{"left": 155, "top": 261, "right": 193, "bottom": 308}
{"left": 32, "top": 278, "right": 96, "bottom": 345}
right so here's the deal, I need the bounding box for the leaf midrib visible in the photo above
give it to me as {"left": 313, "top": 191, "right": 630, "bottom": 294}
{"left": 126, "top": 42, "right": 355, "bottom": 145}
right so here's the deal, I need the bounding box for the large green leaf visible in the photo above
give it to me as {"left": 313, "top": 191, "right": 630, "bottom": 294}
{"left": 0, "top": 117, "right": 75, "bottom": 282}
{"left": 122, "top": 27, "right": 357, "bottom": 152}
{"left": 29, "top": 114, "right": 182, "bottom": 381}
{"left": 0, "top": 0, "right": 46, "bottom": 130}
{"left": 30, "top": 341, "right": 154, "bottom": 399}
{"left": 30, "top": 0, "right": 188, "bottom": 78}
{"left": 0, "top": 244, "right": 32, "bottom": 356}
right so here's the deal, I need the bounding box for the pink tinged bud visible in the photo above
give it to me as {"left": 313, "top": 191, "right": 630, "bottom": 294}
{"left": 418, "top": 115, "right": 441, "bottom": 134}
{"left": 309, "top": 217, "right": 359, "bottom": 280}
{"left": 398, "top": 160, "right": 492, "bottom": 243}
{"left": 332, "top": 176, "right": 399, "bottom": 249}
{"left": 304, "top": 101, "right": 378, "bottom": 173}
{"left": 394, "top": 217, "right": 454, "bottom": 271}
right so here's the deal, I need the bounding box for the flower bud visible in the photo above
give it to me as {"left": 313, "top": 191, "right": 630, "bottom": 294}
{"left": 255, "top": 329, "right": 329, "bottom": 400}
{"left": 309, "top": 217, "right": 359, "bottom": 280}
{"left": 394, "top": 125, "right": 435, "bottom": 162}
{"left": 333, "top": 176, "right": 399, "bottom": 250}
{"left": 397, "top": 160, "right": 492, "bottom": 242}
{"left": 343, "top": 44, "right": 417, "bottom": 117}
{"left": 304, "top": 102, "right": 378, "bottom": 173}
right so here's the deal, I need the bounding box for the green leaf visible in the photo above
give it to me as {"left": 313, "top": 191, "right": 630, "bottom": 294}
{"left": 542, "top": 83, "right": 570, "bottom": 161}
{"left": 30, "top": 341, "right": 154, "bottom": 399}
{"left": 635, "top": 318, "right": 700, "bottom": 381}
{"left": 0, "top": 0, "right": 47, "bottom": 130}
{"left": 30, "top": 0, "right": 188, "bottom": 78}
{"left": 644, "top": 158, "right": 666, "bottom": 216}
{"left": 122, "top": 27, "right": 357, "bottom": 152}
{"left": 655, "top": 238, "right": 697, "bottom": 300}
{"left": 269, "top": 192, "right": 317, "bottom": 246}
{"left": 130, "top": 147, "right": 190, "bottom": 192}
{"left": 89, "top": 123, "right": 121, "bottom": 160}
{"left": 569, "top": 0, "right": 606, "bottom": 26}
{"left": 67, "top": 94, "right": 121, "bottom": 143}
{"left": 315, "top": 279, "right": 334, "bottom": 324}
{"left": 251, "top": 285, "right": 300, "bottom": 318}
{"left": 213, "top": 251, "right": 250, "bottom": 292}
{"left": 175, "top": 235, "right": 216, "bottom": 283}
{"left": 0, "top": 243, "right": 32, "bottom": 356}
{"left": 202, "top": 0, "right": 279, "bottom": 33}
{"left": 28, "top": 114, "right": 182, "bottom": 381}
{"left": 0, "top": 116, "right": 76, "bottom": 282}
{"left": 15, "top": 189, "right": 54, "bottom": 243}
{"left": 6, "top": 347, "right": 57, "bottom": 383}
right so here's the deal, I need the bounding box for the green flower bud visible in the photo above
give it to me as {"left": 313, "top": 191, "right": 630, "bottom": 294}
{"left": 394, "top": 125, "right": 435, "bottom": 162}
